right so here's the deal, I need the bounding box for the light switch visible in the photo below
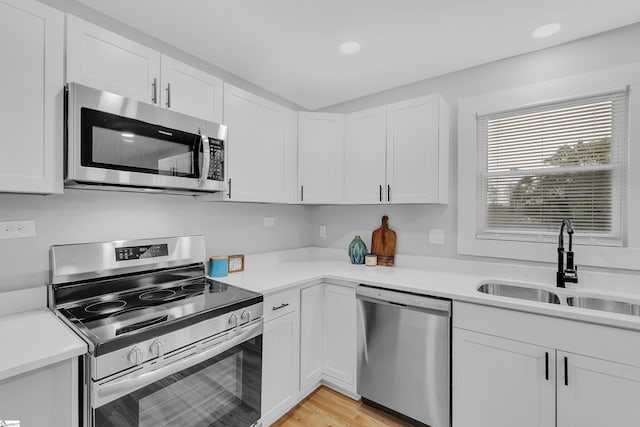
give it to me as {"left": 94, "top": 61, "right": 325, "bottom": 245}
{"left": 428, "top": 228, "right": 445, "bottom": 245}
{"left": 263, "top": 217, "right": 275, "bottom": 227}
{"left": 319, "top": 225, "right": 327, "bottom": 238}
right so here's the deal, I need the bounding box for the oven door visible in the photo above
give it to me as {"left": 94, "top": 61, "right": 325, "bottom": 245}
{"left": 91, "top": 322, "right": 262, "bottom": 427}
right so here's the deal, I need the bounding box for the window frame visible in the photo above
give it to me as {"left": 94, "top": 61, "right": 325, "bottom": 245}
{"left": 457, "top": 64, "right": 640, "bottom": 269}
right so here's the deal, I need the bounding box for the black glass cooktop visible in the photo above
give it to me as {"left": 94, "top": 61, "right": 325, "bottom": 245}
{"left": 59, "top": 279, "right": 261, "bottom": 347}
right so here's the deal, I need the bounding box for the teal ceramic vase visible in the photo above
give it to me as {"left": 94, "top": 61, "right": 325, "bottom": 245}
{"left": 348, "top": 235, "right": 367, "bottom": 264}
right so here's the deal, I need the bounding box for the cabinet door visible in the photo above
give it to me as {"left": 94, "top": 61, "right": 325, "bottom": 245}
{"left": 344, "top": 107, "right": 387, "bottom": 204}
{"left": 298, "top": 113, "right": 344, "bottom": 204}
{"left": 453, "top": 328, "right": 555, "bottom": 427}
{"left": 323, "top": 284, "right": 356, "bottom": 390}
{"left": 0, "top": 0, "right": 63, "bottom": 194}
{"left": 223, "top": 83, "right": 297, "bottom": 203}
{"left": 161, "top": 55, "right": 223, "bottom": 123}
{"left": 386, "top": 94, "right": 449, "bottom": 204}
{"left": 67, "top": 15, "right": 161, "bottom": 105}
{"left": 557, "top": 351, "right": 640, "bottom": 427}
{"left": 300, "top": 284, "right": 325, "bottom": 392}
{"left": 0, "top": 358, "right": 78, "bottom": 426}
{"left": 262, "top": 310, "right": 299, "bottom": 426}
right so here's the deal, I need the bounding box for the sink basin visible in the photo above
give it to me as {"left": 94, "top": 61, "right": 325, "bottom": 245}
{"left": 477, "top": 283, "right": 561, "bottom": 304}
{"left": 566, "top": 296, "right": 640, "bottom": 316}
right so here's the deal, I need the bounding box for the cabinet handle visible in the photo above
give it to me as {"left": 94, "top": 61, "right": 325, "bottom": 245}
{"left": 301, "top": 185, "right": 304, "bottom": 202}
{"left": 564, "top": 356, "right": 568, "bottom": 386}
{"left": 387, "top": 184, "right": 391, "bottom": 202}
{"left": 166, "top": 83, "right": 171, "bottom": 108}
{"left": 152, "top": 78, "right": 158, "bottom": 104}
{"left": 227, "top": 178, "right": 232, "bottom": 199}
{"left": 272, "top": 303, "right": 290, "bottom": 311}
{"left": 545, "top": 352, "right": 549, "bottom": 381}
{"left": 379, "top": 185, "right": 383, "bottom": 202}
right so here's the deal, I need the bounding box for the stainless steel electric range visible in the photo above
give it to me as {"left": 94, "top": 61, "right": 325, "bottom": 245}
{"left": 48, "top": 235, "right": 263, "bottom": 427}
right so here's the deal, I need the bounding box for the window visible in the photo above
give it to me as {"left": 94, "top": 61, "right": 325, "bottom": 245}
{"left": 477, "top": 91, "right": 627, "bottom": 246}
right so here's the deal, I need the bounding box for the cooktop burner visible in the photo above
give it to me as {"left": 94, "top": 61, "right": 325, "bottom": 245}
{"left": 85, "top": 300, "right": 127, "bottom": 314}
{"left": 139, "top": 289, "right": 177, "bottom": 301}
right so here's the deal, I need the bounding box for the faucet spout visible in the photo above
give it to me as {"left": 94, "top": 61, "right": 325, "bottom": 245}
{"left": 557, "top": 219, "right": 578, "bottom": 288}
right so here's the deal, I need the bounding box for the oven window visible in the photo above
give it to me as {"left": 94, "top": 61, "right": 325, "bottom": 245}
{"left": 94, "top": 336, "right": 262, "bottom": 427}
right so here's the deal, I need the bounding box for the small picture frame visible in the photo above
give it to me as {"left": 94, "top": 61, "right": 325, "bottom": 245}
{"left": 228, "top": 254, "right": 245, "bottom": 273}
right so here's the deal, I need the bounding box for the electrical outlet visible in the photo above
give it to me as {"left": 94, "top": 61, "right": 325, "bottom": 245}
{"left": 428, "top": 228, "right": 445, "bottom": 245}
{"left": 319, "top": 225, "right": 327, "bottom": 238}
{"left": 0, "top": 220, "right": 36, "bottom": 239}
{"left": 263, "top": 217, "right": 275, "bottom": 227}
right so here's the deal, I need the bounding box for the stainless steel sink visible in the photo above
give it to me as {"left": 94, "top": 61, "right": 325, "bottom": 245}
{"left": 566, "top": 296, "right": 640, "bottom": 316}
{"left": 477, "top": 283, "right": 561, "bottom": 304}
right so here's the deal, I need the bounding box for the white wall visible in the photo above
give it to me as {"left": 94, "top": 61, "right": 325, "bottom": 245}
{"left": 0, "top": 191, "right": 310, "bottom": 292}
{"left": 310, "top": 23, "right": 640, "bottom": 264}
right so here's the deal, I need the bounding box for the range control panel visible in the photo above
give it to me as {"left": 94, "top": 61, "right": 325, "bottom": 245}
{"left": 115, "top": 244, "right": 169, "bottom": 261}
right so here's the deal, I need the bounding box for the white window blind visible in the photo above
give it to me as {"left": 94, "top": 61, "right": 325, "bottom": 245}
{"left": 477, "top": 91, "right": 627, "bottom": 245}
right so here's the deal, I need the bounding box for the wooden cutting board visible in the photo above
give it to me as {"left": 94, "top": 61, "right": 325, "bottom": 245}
{"left": 371, "top": 215, "right": 396, "bottom": 266}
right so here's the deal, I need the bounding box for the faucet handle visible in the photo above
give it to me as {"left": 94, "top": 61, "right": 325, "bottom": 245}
{"left": 564, "top": 266, "right": 578, "bottom": 283}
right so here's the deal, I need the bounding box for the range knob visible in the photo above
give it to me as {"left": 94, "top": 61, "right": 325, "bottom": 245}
{"left": 240, "top": 310, "right": 252, "bottom": 324}
{"left": 149, "top": 340, "right": 164, "bottom": 358}
{"left": 126, "top": 347, "right": 143, "bottom": 366}
{"left": 228, "top": 313, "right": 238, "bottom": 328}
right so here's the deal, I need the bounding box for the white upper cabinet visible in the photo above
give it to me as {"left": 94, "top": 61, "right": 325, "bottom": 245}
{"left": 344, "top": 107, "right": 387, "bottom": 204}
{"left": 66, "top": 16, "right": 223, "bottom": 123}
{"left": 223, "top": 83, "right": 297, "bottom": 203}
{"left": 340, "top": 94, "right": 449, "bottom": 205}
{"left": 0, "top": 0, "right": 64, "bottom": 194}
{"left": 160, "top": 55, "right": 223, "bottom": 123}
{"left": 386, "top": 94, "right": 449, "bottom": 204}
{"left": 298, "top": 113, "right": 344, "bottom": 204}
{"left": 66, "top": 15, "right": 160, "bottom": 105}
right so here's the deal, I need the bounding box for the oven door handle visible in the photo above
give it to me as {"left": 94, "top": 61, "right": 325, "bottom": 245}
{"left": 96, "top": 321, "right": 262, "bottom": 403}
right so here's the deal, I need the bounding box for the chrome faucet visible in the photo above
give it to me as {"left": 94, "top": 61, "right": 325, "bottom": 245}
{"left": 557, "top": 219, "right": 578, "bottom": 288}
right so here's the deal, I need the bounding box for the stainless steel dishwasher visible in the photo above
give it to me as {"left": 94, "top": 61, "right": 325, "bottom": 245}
{"left": 357, "top": 285, "right": 451, "bottom": 427}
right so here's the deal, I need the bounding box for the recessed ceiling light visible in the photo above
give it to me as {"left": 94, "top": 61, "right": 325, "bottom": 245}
{"left": 339, "top": 41, "right": 361, "bottom": 55}
{"left": 121, "top": 132, "right": 135, "bottom": 138}
{"left": 532, "top": 23, "right": 562, "bottom": 39}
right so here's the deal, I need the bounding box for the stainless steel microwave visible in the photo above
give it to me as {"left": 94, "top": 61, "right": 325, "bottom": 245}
{"left": 65, "top": 82, "right": 227, "bottom": 194}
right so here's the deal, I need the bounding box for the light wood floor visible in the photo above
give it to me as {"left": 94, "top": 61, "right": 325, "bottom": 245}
{"left": 271, "top": 386, "right": 414, "bottom": 427}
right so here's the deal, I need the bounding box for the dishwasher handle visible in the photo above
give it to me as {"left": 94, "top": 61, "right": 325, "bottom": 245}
{"left": 356, "top": 285, "right": 451, "bottom": 315}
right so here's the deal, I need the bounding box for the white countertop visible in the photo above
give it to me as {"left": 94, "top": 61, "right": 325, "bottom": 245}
{"left": 0, "top": 309, "right": 87, "bottom": 382}
{"left": 3, "top": 247, "right": 640, "bottom": 382}
{"left": 215, "top": 251, "right": 640, "bottom": 332}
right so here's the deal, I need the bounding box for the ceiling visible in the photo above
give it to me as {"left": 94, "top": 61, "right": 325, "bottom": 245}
{"left": 76, "top": 0, "right": 640, "bottom": 111}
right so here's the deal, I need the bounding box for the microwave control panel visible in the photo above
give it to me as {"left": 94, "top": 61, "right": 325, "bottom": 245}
{"left": 208, "top": 139, "right": 224, "bottom": 181}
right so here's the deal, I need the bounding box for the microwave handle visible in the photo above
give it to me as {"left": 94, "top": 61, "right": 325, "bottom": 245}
{"left": 199, "top": 134, "right": 210, "bottom": 186}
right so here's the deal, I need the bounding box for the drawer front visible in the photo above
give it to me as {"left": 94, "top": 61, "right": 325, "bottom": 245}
{"left": 264, "top": 288, "right": 299, "bottom": 322}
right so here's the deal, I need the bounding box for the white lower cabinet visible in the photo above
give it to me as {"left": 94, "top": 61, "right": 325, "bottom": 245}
{"left": 299, "top": 282, "right": 357, "bottom": 396}
{"left": 0, "top": 358, "right": 78, "bottom": 426}
{"left": 323, "top": 284, "right": 356, "bottom": 387}
{"left": 453, "top": 301, "right": 640, "bottom": 427}
{"left": 261, "top": 288, "right": 300, "bottom": 426}
{"left": 453, "top": 329, "right": 555, "bottom": 427}
{"left": 299, "top": 284, "right": 325, "bottom": 392}
{"left": 557, "top": 351, "right": 640, "bottom": 427}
